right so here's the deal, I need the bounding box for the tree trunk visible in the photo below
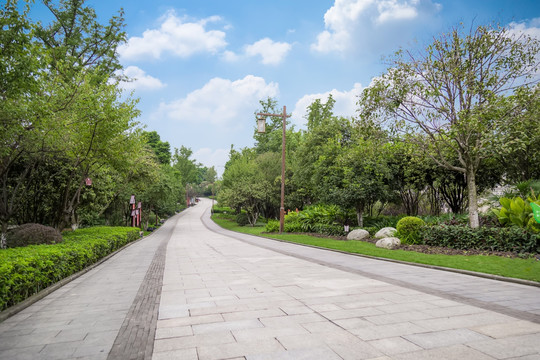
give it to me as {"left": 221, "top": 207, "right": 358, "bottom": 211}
{"left": 356, "top": 205, "right": 364, "bottom": 228}
{"left": 0, "top": 221, "right": 7, "bottom": 249}
{"left": 466, "top": 166, "right": 479, "bottom": 228}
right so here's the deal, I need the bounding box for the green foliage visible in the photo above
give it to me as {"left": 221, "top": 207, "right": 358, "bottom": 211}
{"left": 281, "top": 206, "right": 347, "bottom": 236}
{"left": 360, "top": 23, "right": 540, "bottom": 228}
{"left": 396, "top": 216, "right": 426, "bottom": 244}
{"left": 235, "top": 213, "right": 250, "bottom": 227}
{"left": 363, "top": 215, "right": 403, "bottom": 230}
{"left": 422, "top": 225, "right": 539, "bottom": 254}
{"left": 492, "top": 196, "right": 540, "bottom": 228}
{"left": 265, "top": 220, "right": 280, "bottom": 233}
{"left": 144, "top": 131, "right": 171, "bottom": 165}
{"left": 7, "top": 224, "right": 63, "bottom": 248}
{"left": 527, "top": 217, "right": 540, "bottom": 234}
{"left": 0, "top": 227, "right": 138, "bottom": 311}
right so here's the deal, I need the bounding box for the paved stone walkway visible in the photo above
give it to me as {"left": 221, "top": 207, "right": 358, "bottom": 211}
{"left": 0, "top": 213, "right": 183, "bottom": 360}
{"left": 1, "top": 198, "right": 540, "bottom": 359}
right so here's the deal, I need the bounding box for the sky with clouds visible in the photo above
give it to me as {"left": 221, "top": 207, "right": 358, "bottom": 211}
{"left": 30, "top": 0, "right": 540, "bottom": 176}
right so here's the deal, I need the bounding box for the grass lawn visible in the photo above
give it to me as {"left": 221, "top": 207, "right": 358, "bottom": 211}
{"left": 212, "top": 215, "right": 540, "bottom": 283}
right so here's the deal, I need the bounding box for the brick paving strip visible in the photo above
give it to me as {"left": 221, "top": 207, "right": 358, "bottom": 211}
{"left": 107, "top": 226, "right": 171, "bottom": 360}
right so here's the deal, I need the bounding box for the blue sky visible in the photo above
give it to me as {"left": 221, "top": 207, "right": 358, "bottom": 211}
{"left": 29, "top": 0, "right": 540, "bottom": 176}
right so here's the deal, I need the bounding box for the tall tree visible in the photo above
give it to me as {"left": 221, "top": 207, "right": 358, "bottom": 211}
{"left": 360, "top": 23, "right": 540, "bottom": 228}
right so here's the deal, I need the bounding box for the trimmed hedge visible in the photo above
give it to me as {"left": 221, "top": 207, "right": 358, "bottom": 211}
{"left": 421, "top": 225, "right": 540, "bottom": 254}
{"left": 0, "top": 227, "right": 138, "bottom": 311}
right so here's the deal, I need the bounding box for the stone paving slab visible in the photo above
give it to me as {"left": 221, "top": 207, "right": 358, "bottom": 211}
{"left": 151, "top": 198, "right": 540, "bottom": 359}
{"left": 0, "top": 213, "right": 182, "bottom": 360}
{"left": 1, "top": 198, "right": 540, "bottom": 359}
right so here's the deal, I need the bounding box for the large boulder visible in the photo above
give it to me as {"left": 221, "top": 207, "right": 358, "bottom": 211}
{"left": 375, "top": 237, "right": 401, "bottom": 249}
{"left": 374, "top": 227, "right": 397, "bottom": 239}
{"left": 347, "top": 229, "right": 370, "bottom": 241}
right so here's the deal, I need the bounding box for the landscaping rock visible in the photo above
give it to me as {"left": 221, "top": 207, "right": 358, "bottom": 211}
{"left": 374, "top": 227, "right": 397, "bottom": 238}
{"left": 376, "top": 237, "right": 401, "bottom": 249}
{"left": 347, "top": 229, "right": 370, "bottom": 241}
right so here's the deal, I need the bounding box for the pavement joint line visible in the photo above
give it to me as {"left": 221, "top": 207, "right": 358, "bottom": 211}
{"left": 202, "top": 210, "right": 540, "bottom": 325}
{"left": 107, "top": 215, "right": 179, "bottom": 360}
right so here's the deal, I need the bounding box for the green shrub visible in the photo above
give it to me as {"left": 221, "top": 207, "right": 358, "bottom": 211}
{"left": 363, "top": 215, "right": 403, "bottom": 229}
{"left": 212, "top": 206, "right": 232, "bottom": 214}
{"left": 421, "top": 225, "right": 539, "bottom": 254}
{"left": 527, "top": 217, "right": 540, "bottom": 234}
{"left": 364, "top": 226, "right": 378, "bottom": 236}
{"left": 7, "top": 224, "right": 63, "bottom": 248}
{"left": 311, "top": 223, "right": 346, "bottom": 236}
{"left": 147, "top": 212, "right": 158, "bottom": 226}
{"left": 235, "top": 213, "right": 249, "bottom": 226}
{"left": 396, "top": 216, "right": 426, "bottom": 244}
{"left": 265, "top": 220, "right": 279, "bottom": 233}
{"left": 0, "top": 227, "right": 138, "bottom": 311}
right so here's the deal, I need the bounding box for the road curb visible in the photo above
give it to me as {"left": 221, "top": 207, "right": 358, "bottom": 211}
{"left": 204, "top": 212, "right": 540, "bottom": 289}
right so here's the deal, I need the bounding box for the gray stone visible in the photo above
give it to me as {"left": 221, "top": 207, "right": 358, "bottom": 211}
{"left": 375, "top": 237, "right": 401, "bottom": 249}
{"left": 374, "top": 227, "right": 396, "bottom": 239}
{"left": 346, "top": 229, "right": 370, "bottom": 241}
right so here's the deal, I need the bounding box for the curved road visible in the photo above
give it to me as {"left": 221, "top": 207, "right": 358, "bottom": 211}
{"left": 0, "top": 198, "right": 539, "bottom": 359}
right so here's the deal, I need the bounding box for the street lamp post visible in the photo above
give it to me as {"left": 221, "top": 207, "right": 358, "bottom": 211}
{"left": 257, "top": 106, "right": 291, "bottom": 234}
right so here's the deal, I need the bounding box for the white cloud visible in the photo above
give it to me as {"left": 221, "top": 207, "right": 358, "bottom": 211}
{"left": 222, "top": 38, "right": 292, "bottom": 65}
{"left": 312, "top": 0, "right": 441, "bottom": 55}
{"left": 245, "top": 38, "right": 292, "bottom": 65}
{"left": 193, "top": 148, "right": 230, "bottom": 177}
{"left": 118, "top": 11, "right": 227, "bottom": 60}
{"left": 158, "top": 75, "right": 279, "bottom": 126}
{"left": 508, "top": 17, "right": 540, "bottom": 40}
{"left": 117, "top": 66, "right": 165, "bottom": 91}
{"left": 221, "top": 50, "right": 241, "bottom": 62}
{"left": 291, "top": 83, "right": 364, "bottom": 127}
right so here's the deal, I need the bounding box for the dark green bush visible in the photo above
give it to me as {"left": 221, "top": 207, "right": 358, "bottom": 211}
{"left": 7, "top": 223, "right": 63, "bottom": 248}
{"left": 396, "top": 216, "right": 426, "bottom": 244}
{"left": 421, "top": 225, "right": 539, "bottom": 254}
{"left": 235, "top": 213, "right": 249, "bottom": 226}
{"left": 0, "top": 227, "right": 138, "bottom": 311}
{"left": 363, "top": 215, "right": 403, "bottom": 229}
{"left": 311, "top": 223, "right": 346, "bottom": 236}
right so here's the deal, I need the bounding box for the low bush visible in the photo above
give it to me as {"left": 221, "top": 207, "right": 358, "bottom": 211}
{"left": 0, "top": 227, "right": 138, "bottom": 311}
{"left": 311, "top": 223, "right": 346, "bottom": 236}
{"left": 211, "top": 206, "right": 232, "bottom": 214}
{"left": 363, "top": 215, "right": 403, "bottom": 230}
{"left": 421, "top": 225, "right": 539, "bottom": 254}
{"left": 265, "top": 220, "right": 280, "bottom": 233}
{"left": 235, "top": 213, "right": 250, "bottom": 226}
{"left": 396, "top": 216, "right": 426, "bottom": 244}
{"left": 7, "top": 223, "right": 63, "bottom": 248}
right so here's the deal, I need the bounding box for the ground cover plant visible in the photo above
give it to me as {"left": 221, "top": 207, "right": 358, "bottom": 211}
{"left": 212, "top": 214, "right": 540, "bottom": 283}
{"left": 0, "top": 227, "right": 138, "bottom": 311}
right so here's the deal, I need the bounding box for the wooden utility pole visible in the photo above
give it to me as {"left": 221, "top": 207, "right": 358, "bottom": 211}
{"left": 257, "top": 106, "right": 291, "bottom": 234}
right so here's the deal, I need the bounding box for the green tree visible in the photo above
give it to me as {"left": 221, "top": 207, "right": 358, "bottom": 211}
{"left": 494, "top": 86, "right": 540, "bottom": 182}
{"left": 219, "top": 149, "right": 270, "bottom": 225}
{"left": 144, "top": 131, "right": 171, "bottom": 165}
{"left": 172, "top": 146, "right": 199, "bottom": 187}
{"left": 360, "top": 23, "right": 540, "bottom": 228}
